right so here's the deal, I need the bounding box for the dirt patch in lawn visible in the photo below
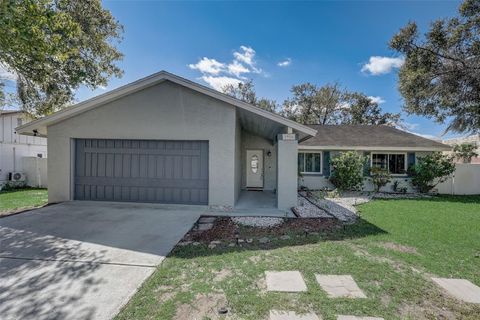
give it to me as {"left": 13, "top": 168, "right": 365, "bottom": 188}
{"left": 174, "top": 292, "right": 228, "bottom": 320}
{"left": 213, "top": 269, "right": 233, "bottom": 282}
{"left": 181, "top": 216, "right": 341, "bottom": 244}
{"left": 379, "top": 242, "right": 418, "bottom": 254}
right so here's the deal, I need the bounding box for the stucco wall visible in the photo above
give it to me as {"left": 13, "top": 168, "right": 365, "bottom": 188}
{"left": 277, "top": 135, "right": 298, "bottom": 209}
{"left": 234, "top": 112, "right": 242, "bottom": 203}
{"left": 47, "top": 81, "right": 237, "bottom": 205}
{"left": 241, "top": 130, "right": 277, "bottom": 191}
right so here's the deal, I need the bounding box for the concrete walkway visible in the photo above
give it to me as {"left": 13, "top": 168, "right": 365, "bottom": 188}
{"left": 0, "top": 201, "right": 202, "bottom": 320}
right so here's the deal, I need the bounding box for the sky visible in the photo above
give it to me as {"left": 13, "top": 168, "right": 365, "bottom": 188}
{"left": 5, "top": 0, "right": 465, "bottom": 139}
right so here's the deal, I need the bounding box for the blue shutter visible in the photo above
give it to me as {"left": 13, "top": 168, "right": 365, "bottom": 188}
{"left": 407, "top": 152, "right": 416, "bottom": 175}
{"left": 323, "top": 151, "right": 330, "bottom": 176}
{"left": 363, "top": 151, "right": 371, "bottom": 176}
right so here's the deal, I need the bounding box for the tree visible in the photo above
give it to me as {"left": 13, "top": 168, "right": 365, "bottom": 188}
{"left": 222, "top": 80, "right": 277, "bottom": 112}
{"left": 0, "top": 0, "right": 124, "bottom": 117}
{"left": 453, "top": 143, "right": 479, "bottom": 163}
{"left": 341, "top": 92, "right": 401, "bottom": 126}
{"left": 329, "top": 151, "right": 366, "bottom": 191}
{"left": 390, "top": 0, "right": 480, "bottom": 134}
{"left": 409, "top": 152, "right": 455, "bottom": 193}
{"left": 281, "top": 82, "right": 345, "bottom": 124}
{"left": 369, "top": 167, "right": 392, "bottom": 192}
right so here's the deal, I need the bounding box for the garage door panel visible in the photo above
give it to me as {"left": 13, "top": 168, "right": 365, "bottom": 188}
{"left": 75, "top": 139, "right": 208, "bottom": 205}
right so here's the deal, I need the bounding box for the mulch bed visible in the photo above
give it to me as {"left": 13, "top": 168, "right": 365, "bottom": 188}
{"left": 182, "top": 216, "right": 342, "bottom": 243}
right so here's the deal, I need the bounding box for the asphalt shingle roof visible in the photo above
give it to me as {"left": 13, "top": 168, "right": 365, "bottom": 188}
{"left": 300, "top": 125, "right": 451, "bottom": 150}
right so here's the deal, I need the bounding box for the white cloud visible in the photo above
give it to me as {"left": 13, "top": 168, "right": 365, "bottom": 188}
{"left": 396, "top": 124, "right": 441, "bottom": 141}
{"left": 278, "top": 58, "right": 292, "bottom": 67}
{"left": 233, "top": 46, "right": 255, "bottom": 66}
{"left": 227, "top": 60, "right": 250, "bottom": 77}
{"left": 188, "top": 57, "right": 225, "bottom": 75}
{"left": 201, "top": 76, "right": 242, "bottom": 91}
{"left": 361, "top": 56, "right": 404, "bottom": 75}
{"left": 368, "top": 96, "right": 385, "bottom": 104}
{"left": 189, "top": 45, "right": 268, "bottom": 91}
{"left": 0, "top": 63, "right": 17, "bottom": 82}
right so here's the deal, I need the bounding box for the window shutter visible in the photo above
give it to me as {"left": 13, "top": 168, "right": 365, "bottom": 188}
{"left": 323, "top": 151, "right": 330, "bottom": 176}
{"left": 363, "top": 151, "right": 371, "bottom": 176}
{"left": 407, "top": 152, "right": 416, "bottom": 174}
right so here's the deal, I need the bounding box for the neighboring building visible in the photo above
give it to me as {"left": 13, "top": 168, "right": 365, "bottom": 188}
{"left": 442, "top": 134, "right": 480, "bottom": 164}
{"left": 0, "top": 110, "right": 47, "bottom": 184}
{"left": 16, "top": 71, "right": 451, "bottom": 209}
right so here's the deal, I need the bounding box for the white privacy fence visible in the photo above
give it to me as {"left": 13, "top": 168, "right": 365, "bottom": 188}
{"left": 436, "top": 164, "right": 480, "bottom": 195}
{"left": 22, "top": 157, "right": 48, "bottom": 188}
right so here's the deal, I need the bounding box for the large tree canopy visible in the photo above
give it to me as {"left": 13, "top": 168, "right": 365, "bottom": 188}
{"left": 222, "top": 80, "right": 278, "bottom": 113}
{"left": 342, "top": 92, "right": 401, "bottom": 125}
{"left": 281, "top": 83, "right": 401, "bottom": 126}
{"left": 0, "top": 0, "right": 123, "bottom": 117}
{"left": 390, "top": 0, "right": 480, "bottom": 134}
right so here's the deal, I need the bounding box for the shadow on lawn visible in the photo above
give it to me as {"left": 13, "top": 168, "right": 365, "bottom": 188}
{"left": 169, "top": 217, "right": 387, "bottom": 259}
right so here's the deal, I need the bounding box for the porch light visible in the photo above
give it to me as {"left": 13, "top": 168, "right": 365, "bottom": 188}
{"left": 267, "top": 150, "right": 272, "bottom": 157}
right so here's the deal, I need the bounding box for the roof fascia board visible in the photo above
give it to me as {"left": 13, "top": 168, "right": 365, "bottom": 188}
{"left": 298, "top": 145, "right": 452, "bottom": 151}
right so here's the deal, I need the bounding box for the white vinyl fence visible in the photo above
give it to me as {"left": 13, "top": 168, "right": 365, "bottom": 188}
{"left": 436, "top": 163, "right": 480, "bottom": 195}
{"left": 22, "top": 157, "right": 48, "bottom": 188}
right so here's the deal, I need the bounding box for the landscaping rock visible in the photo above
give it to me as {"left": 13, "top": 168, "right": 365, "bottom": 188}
{"left": 232, "top": 217, "right": 285, "bottom": 228}
{"left": 197, "top": 223, "right": 213, "bottom": 231}
{"left": 280, "top": 235, "right": 291, "bottom": 240}
{"left": 258, "top": 237, "right": 270, "bottom": 244}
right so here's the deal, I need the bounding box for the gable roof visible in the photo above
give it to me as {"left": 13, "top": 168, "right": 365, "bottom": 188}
{"left": 300, "top": 125, "right": 451, "bottom": 151}
{"left": 15, "top": 71, "right": 317, "bottom": 138}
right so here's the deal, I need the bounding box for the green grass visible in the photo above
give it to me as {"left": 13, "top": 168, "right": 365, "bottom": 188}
{"left": 0, "top": 188, "right": 48, "bottom": 213}
{"left": 116, "top": 195, "right": 480, "bottom": 320}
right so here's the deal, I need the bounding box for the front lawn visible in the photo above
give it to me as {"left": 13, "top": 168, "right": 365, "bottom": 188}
{"left": 116, "top": 195, "right": 480, "bottom": 320}
{"left": 0, "top": 188, "right": 48, "bottom": 214}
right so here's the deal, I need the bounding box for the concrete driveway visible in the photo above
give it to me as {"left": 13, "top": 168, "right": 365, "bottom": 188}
{"left": 0, "top": 201, "right": 203, "bottom": 320}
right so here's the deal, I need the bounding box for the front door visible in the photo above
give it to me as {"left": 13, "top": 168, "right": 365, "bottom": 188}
{"left": 246, "top": 149, "right": 263, "bottom": 189}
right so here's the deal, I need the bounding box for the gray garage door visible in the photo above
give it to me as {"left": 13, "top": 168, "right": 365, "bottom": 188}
{"left": 74, "top": 139, "right": 209, "bottom": 205}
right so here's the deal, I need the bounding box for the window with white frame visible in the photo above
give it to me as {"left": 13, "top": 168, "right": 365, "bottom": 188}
{"left": 371, "top": 153, "right": 407, "bottom": 175}
{"left": 298, "top": 151, "right": 322, "bottom": 174}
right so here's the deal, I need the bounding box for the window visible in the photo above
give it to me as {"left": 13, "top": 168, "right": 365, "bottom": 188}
{"left": 371, "top": 153, "right": 406, "bottom": 174}
{"left": 298, "top": 152, "right": 322, "bottom": 174}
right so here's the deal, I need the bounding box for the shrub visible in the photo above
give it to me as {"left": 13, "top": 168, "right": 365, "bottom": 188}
{"left": 370, "top": 167, "right": 391, "bottom": 192}
{"left": 329, "top": 151, "right": 365, "bottom": 191}
{"left": 453, "top": 143, "right": 478, "bottom": 163}
{"left": 409, "top": 152, "right": 455, "bottom": 193}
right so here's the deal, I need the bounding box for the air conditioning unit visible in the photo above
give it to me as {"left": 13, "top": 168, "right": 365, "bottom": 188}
{"left": 9, "top": 172, "right": 26, "bottom": 182}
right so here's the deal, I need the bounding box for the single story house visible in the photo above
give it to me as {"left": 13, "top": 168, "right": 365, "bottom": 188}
{"left": 16, "top": 71, "right": 451, "bottom": 210}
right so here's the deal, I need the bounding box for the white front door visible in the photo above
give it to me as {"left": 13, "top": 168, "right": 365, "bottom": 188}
{"left": 246, "top": 149, "right": 264, "bottom": 188}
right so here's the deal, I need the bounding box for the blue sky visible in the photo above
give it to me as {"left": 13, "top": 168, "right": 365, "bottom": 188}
{"left": 78, "top": 1, "right": 460, "bottom": 138}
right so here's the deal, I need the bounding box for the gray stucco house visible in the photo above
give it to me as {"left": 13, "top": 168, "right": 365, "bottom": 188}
{"left": 16, "top": 71, "right": 450, "bottom": 210}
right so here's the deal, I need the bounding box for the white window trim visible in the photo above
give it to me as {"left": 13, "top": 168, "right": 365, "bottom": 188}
{"left": 370, "top": 152, "right": 408, "bottom": 176}
{"left": 299, "top": 150, "right": 323, "bottom": 175}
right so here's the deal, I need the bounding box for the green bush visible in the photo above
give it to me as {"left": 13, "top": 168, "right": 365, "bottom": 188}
{"left": 409, "top": 152, "right": 455, "bottom": 193}
{"left": 370, "top": 167, "right": 391, "bottom": 192}
{"left": 329, "top": 151, "right": 365, "bottom": 191}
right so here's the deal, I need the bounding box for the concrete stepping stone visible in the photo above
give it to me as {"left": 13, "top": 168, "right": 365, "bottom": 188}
{"left": 270, "top": 310, "right": 321, "bottom": 320}
{"left": 315, "top": 275, "right": 366, "bottom": 298}
{"left": 431, "top": 278, "right": 480, "bottom": 303}
{"left": 337, "top": 316, "right": 384, "bottom": 320}
{"left": 266, "top": 271, "right": 308, "bottom": 292}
